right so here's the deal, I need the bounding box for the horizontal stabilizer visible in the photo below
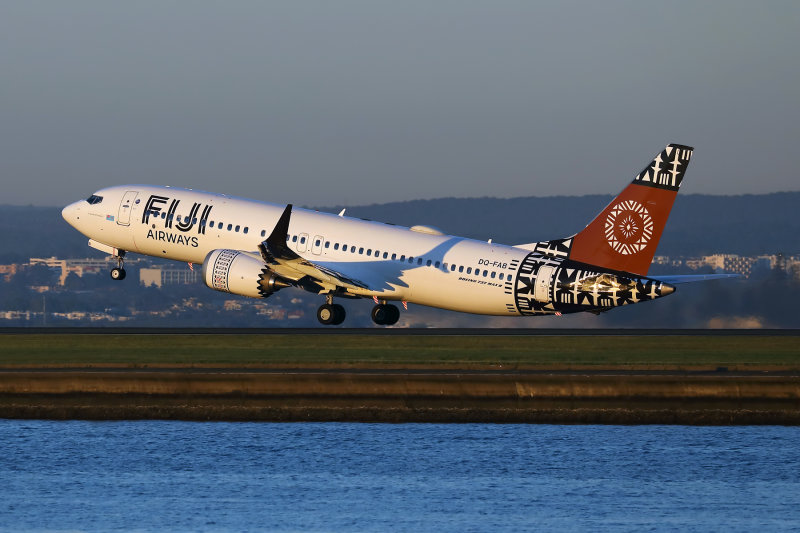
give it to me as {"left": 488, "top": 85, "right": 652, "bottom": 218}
{"left": 649, "top": 274, "right": 740, "bottom": 284}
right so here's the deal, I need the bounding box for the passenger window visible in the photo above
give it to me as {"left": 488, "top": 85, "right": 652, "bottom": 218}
{"left": 490, "top": 272, "right": 496, "bottom": 279}
{"left": 300, "top": 236, "right": 306, "bottom": 244}
{"left": 334, "top": 243, "right": 340, "bottom": 250}
{"left": 366, "top": 249, "right": 372, "bottom": 255}
{"left": 262, "top": 230, "right": 266, "bottom": 237}
{"left": 391, "top": 253, "right": 397, "bottom": 260}
{"left": 351, "top": 246, "right": 356, "bottom": 253}
{"left": 285, "top": 235, "right": 290, "bottom": 241}
{"left": 400, "top": 255, "right": 405, "bottom": 262}
{"left": 235, "top": 225, "right": 240, "bottom": 232}
{"left": 316, "top": 239, "right": 321, "bottom": 247}
{"left": 162, "top": 212, "right": 167, "bottom": 219}
{"left": 426, "top": 260, "right": 431, "bottom": 266}
{"left": 359, "top": 247, "right": 364, "bottom": 254}
{"left": 459, "top": 266, "right": 464, "bottom": 273}
{"left": 450, "top": 264, "right": 456, "bottom": 272}
{"left": 435, "top": 261, "right": 440, "bottom": 268}
{"left": 227, "top": 224, "right": 232, "bottom": 231}
{"left": 417, "top": 258, "right": 423, "bottom": 265}
{"left": 408, "top": 257, "right": 414, "bottom": 264}
{"left": 325, "top": 242, "right": 330, "bottom": 249}
{"left": 292, "top": 235, "right": 298, "bottom": 243}
{"left": 466, "top": 267, "right": 472, "bottom": 274}
{"left": 193, "top": 218, "right": 198, "bottom": 224}
{"left": 483, "top": 270, "right": 488, "bottom": 277}
{"left": 243, "top": 227, "right": 248, "bottom": 234}
{"left": 498, "top": 273, "right": 504, "bottom": 280}
{"left": 382, "top": 252, "right": 388, "bottom": 259}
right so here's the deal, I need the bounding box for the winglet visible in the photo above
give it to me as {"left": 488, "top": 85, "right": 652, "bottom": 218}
{"left": 267, "top": 204, "right": 292, "bottom": 244}
{"left": 261, "top": 204, "right": 298, "bottom": 262}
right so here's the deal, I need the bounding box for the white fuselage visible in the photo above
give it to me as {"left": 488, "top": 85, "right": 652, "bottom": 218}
{"left": 62, "top": 185, "right": 532, "bottom": 316}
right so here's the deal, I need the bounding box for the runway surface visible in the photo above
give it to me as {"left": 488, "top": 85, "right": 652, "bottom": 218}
{"left": 1, "top": 367, "right": 799, "bottom": 377}
{"left": 2, "top": 327, "right": 800, "bottom": 336}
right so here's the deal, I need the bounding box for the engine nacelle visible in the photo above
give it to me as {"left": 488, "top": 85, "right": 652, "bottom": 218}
{"left": 202, "top": 249, "right": 290, "bottom": 298}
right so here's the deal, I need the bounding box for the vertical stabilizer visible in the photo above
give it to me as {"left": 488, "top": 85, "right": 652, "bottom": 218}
{"left": 517, "top": 144, "right": 694, "bottom": 276}
{"left": 568, "top": 144, "right": 693, "bottom": 275}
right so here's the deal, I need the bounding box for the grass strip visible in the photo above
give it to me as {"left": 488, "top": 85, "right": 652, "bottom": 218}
{"left": 0, "top": 334, "right": 798, "bottom": 368}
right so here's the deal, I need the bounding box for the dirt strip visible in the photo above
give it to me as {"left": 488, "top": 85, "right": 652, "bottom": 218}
{"left": 1, "top": 370, "right": 799, "bottom": 424}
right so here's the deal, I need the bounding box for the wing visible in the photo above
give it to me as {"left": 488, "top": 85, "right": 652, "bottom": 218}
{"left": 649, "top": 274, "right": 740, "bottom": 284}
{"left": 256, "top": 204, "right": 384, "bottom": 294}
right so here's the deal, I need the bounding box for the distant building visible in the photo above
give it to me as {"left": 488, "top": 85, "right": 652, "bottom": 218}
{"left": 140, "top": 267, "right": 199, "bottom": 288}
{"left": 0, "top": 264, "right": 19, "bottom": 282}
{"left": 29, "top": 257, "right": 114, "bottom": 285}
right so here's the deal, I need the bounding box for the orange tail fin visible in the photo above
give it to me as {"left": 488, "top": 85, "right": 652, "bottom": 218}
{"left": 518, "top": 144, "right": 694, "bottom": 276}
{"left": 568, "top": 144, "right": 693, "bottom": 275}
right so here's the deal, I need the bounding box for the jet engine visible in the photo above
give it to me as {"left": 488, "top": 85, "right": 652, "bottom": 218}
{"left": 202, "top": 249, "right": 291, "bottom": 299}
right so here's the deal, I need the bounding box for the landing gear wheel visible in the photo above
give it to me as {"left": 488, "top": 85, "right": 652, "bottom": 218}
{"left": 110, "top": 267, "right": 126, "bottom": 281}
{"left": 331, "top": 304, "right": 346, "bottom": 325}
{"left": 371, "top": 304, "right": 400, "bottom": 326}
{"left": 385, "top": 304, "right": 400, "bottom": 325}
{"left": 317, "top": 304, "right": 336, "bottom": 325}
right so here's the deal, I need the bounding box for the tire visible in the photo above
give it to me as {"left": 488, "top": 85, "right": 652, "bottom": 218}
{"left": 317, "top": 304, "right": 336, "bottom": 325}
{"left": 371, "top": 305, "right": 387, "bottom": 325}
{"left": 331, "top": 304, "right": 346, "bottom": 325}
{"left": 384, "top": 304, "right": 400, "bottom": 326}
{"left": 110, "top": 268, "right": 126, "bottom": 281}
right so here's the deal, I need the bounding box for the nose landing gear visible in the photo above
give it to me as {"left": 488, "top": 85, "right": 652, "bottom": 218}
{"left": 110, "top": 252, "right": 127, "bottom": 281}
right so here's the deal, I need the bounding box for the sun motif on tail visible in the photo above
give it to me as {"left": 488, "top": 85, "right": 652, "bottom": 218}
{"left": 604, "top": 200, "right": 653, "bottom": 255}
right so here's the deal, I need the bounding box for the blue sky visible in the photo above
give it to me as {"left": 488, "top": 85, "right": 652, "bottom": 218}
{"left": 2, "top": 1, "right": 798, "bottom": 206}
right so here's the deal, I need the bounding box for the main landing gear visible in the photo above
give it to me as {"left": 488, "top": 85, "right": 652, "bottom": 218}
{"left": 317, "top": 295, "right": 346, "bottom": 325}
{"left": 371, "top": 303, "right": 400, "bottom": 326}
{"left": 110, "top": 252, "right": 127, "bottom": 281}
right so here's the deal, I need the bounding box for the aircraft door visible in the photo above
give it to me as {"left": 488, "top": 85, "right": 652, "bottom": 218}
{"left": 117, "top": 191, "right": 139, "bottom": 226}
{"left": 297, "top": 233, "right": 309, "bottom": 253}
{"left": 311, "top": 235, "right": 324, "bottom": 255}
{"left": 534, "top": 265, "right": 556, "bottom": 303}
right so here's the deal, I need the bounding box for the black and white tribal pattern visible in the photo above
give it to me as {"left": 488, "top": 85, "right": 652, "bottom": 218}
{"left": 511, "top": 252, "right": 673, "bottom": 316}
{"left": 633, "top": 144, "right": 693, "bottom": 191}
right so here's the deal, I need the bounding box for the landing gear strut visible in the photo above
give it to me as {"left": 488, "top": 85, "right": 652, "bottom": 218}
{"left": 371, "top": 303, "right": 400, "bottom": 326}
{"left": 317, "top": 295, "right": 346, "bottom": 325}
{"left": 110, "top": 252, "right": 127, "bottom": 281}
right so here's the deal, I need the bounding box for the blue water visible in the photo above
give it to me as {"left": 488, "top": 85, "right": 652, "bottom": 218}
{"left": 1, "top": 422, "right": 799, "bottom": 532}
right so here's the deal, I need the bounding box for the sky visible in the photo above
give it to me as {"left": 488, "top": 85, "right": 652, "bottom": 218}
{"left": 1, "top": 1, "right": 798, "bottom": 207}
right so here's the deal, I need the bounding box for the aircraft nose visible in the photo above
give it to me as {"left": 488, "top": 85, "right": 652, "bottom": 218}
{"left": 62, "top": 201, "right": 81, "bottom": 227}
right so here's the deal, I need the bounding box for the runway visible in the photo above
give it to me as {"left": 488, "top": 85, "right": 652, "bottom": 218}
{"left": 3, "top": 327, "right": 800, "bottom": 336}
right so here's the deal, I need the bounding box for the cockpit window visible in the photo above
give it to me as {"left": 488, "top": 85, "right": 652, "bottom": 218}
{"left": 86, "top": 195, "right": 103, "bottom": 205}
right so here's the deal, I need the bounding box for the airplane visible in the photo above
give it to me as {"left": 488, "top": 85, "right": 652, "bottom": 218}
{"left": 62, "top": 144, "right": 734, "bottom": 326}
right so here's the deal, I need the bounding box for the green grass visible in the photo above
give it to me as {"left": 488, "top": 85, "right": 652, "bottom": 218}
{"left": 0, "top": 334, "right": 798, "bottom": 368}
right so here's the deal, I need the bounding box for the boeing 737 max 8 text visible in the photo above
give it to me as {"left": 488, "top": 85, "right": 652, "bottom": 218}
{"left": 62, "top": 144, "right": 733, "bottom": 325}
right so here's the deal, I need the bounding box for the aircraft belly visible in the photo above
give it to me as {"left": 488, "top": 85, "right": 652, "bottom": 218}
{"left": 406, "top": 269, "right": 514, "bottom": 315}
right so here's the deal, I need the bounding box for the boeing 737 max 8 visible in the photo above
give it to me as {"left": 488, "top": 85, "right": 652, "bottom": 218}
{"left": 62, "top": 144, "right": 733, "bottom": 325}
